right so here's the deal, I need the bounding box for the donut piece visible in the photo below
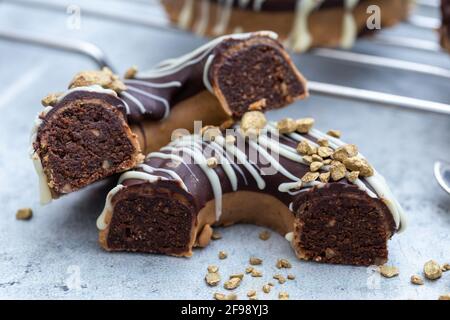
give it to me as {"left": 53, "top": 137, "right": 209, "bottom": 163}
{"left": 97, "top": 117, "right": 406, "bottom": 266}
{"left": 31, "top": 32, "right": 307, "bottom": 203}
{"left": 161, "top": 0, "right": 413, "bottom": 52}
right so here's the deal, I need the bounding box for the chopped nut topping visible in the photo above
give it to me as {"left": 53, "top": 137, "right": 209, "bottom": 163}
{"left": 343, "top": 157, "right": 374, "bottom": 177}
{"left": 347, "top": 171, "right": 360, "bottom": 183}
{"left": 218, "top": 251, "right": 228, "bottom": 259}
{"left": 296, "top": 118, "right": 315, "bottom": 133}
{"left": 273, "top": 274, "right": 286, "bottom": 284}
{"left": 330, "top": 161, "right": 346, "bottom": 181}
{"left": 229, "top": 273, "right": 244, "bottom": 280}
{"left": 214, "top": 292, "right": 237, "bottom": 300}
{"left": 424, "top": 260, "right": 442, "bottom": 280}
{"left": 276, "top": 259, "right": 292, "bottom": 269}
{"left": 442, "top": 263, "right": 450, "bottom": 272}
{"left": 241, "top": 111, "right": 267, "bottom": 137}
{"left": 319, "top": 172, "right": 331, "bottom": 183}
{"left": 249, "top": 98, "right": 267, "bottom": 111}
{"left": 287, "top": 274, "right": 295, "bottom": 280}
{"left": 310, "top": 161, "right": 323, "bottom": 172}
{"left": 332, "top": 144, "right": 358, "bottom": 162}
{"left": 302, "top": 155, "right": 313, "bottom": 164}
{"left": 251, "top": 269, "right": 263, "bottom": 277}
{"left": 208, "top": 265, "right": 219, "bottom": 273}
{"left": 249, "top": 257, "right": 263, "bottom": 265}
{"left": 301, "top": 172, "right": 319, "bottom": 183}
{"left": 69, "top": 67, "right": 126, "bottom": 93}
{"left": 259, "top": 230, "right": 271, "bottom": 241}
{"left": 277, "top": 118, "right": 297, "bottom": 134}
{"left": 206, "top": 157, "right": 218, "bottom": 168}
{"left": 211, "top": 231, "right": 222, "bottom": 240}
{"left": 262, "top": 284, "right": 271, "bottom": 294}
{"left": 312, "top": 154, "right": 323, "bottom": 162}
{"left": 205, "top": 272, "right": 221, "bottom": 286}
{"left": 439, "top": 293, "right": 450, "bottom": 300}
{"left": 124, "top": 65, "right": 138, "bottom": 79}
{"left": 411, "top": 275, "right": 424, "bottom": 285}
{"left": 323, "top": 159, "right": 332, "bottom": 165}
{"left": 296, "top": 141, "right": 316, "bottom": 156}
{"left": 247, "top": 290, "right": 257, "bottom": 298}
{"left": 379, "top": 265, "right": 399, "bottom": 278}
{"left": 224, "top": 277, "right": 241, "bottom": 290}
{"left": 16, "top": 208, "right": 32, "bottom": 220}
{"left": 327, "top": 129, "right": 341, "bottom": 138}
{"left": 317, "top": 138, "right": 329, "bottom": 147}
{"left": 225, "top": 135, "right": 236, "bottom": 145}
{"left": 245, "top": 267, "right": 254, "bottom": 274}
{"left": 201, "top": 126, "right": 222, "bottom": 141}
{"left": 41, "top": 92, "right": 62, "bottom": 106}
{"left": 279, "top": 292, "right": 289, "bottom": 300}
{"left": 317, "top": 146, "right": 333, "bottom": 158}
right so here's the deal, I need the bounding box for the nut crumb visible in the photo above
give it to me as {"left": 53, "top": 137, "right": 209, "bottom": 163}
{"left": 224, "top": 277, "right": 241, "bottom": 290}
{"left": 347, "top": 171, "right": 360, "bottom": 183}
{"left": 218, "top": 251, "right": 228, "bottom": 259}
{"left": 241, "top": 111, "right": 267, "bottom": 137}
{"left": 205, "top": 272, "right": 221, "bottom": 286}
{"left": 317, "top": 146, "right": 333, "bottom": 158}
{"left": 16, "top": 208, "right": 32, "bottom": 220}
{"left": 343, "top": 157, "right": 374, "bottom": 177}
{"left": 249, "top": 257, "right": 262, "bottom": 265}
{"left": 245, "top": 267, "right": 254, "bottom": 274}
{"left": 276, "top": 259, "right": 292, "bottom": 269}
{"left": 279, "top": 292, "right": 289, "bottom": 300}
{"left": 287, "top": 274, "right": 296, "bottom": 280}
{"left": 206, "top": 157, "right": 218, "bottom": 168}
{"left": 439, "top": 293, "right": 450, "bottom": 300}
{"left": 41, "top": 92, "right": 62, "bottom": 106}
{"left": 259, "top": 230, "right": 271, "bottom": 241}
{"left": 251, "top": 269, "right": 263, "bottom": 277}
{"left": 317, "top": 138, "right": 329, "bottom": 147}
{"left": 410, "top": 275, "right": 424, "bottom": 285}
{"left": 208, "top": 265, "right": 219, "bottom": 273}
{"left": 297, "top": 141, "right": 316, "bottom": 156}
{"left": 277, "top": 118, "right": 297, "bottom": 134}
{"left": 379, "top": 265, "right": 399, "bottom": 278}
{"left": 273, "top": 274, "right": 286, "bottom": 284}
{"left": 229, "top": 273, "right": 244, "bottom": 280}
{"left": 69, "top": 67, "right": 126, "bottom": 93}
{"left": 124, "top": 65, "right": 138, "bottom": 79}
{"left": 330, "top": 161, "right": 346, "bottom": 181}
{"left": 248, "top": 98, "right": 266, "bottom": 111}
{"left": 262, "top": 284, "right": 271, "bottom": 294}
{"left": 424, "top": 260, "right": 442, "bottom": 280}
{"left": 247, "top": 290, "right": 257, "bottom": 298}
{"left": 441, "top": 263, "right": 450, "bottom": 272}
{"left": 310, "top": 161, "right": 323, "bottom": 172}
{"left": 327, "top": 129, "right": 341, "bottom": 138}
{"left": 302, "top": 155, "right": 313, "bottom": 164}
{"left": 319, "top": 172, "right": 331, "bottom": 183}
{"left": 301, "top": 172, "right": 319, "bottom": 183}
{"left": 296, "top": 118, "right": 315, "bottom": 133}
{"left": 214, "top": 292, "right": 237, "bottom": 300}
{"left": 332, "top": 144, "right": 358, "bottom": 162}
{"left": 201, "top": 126, "right": 222, "bottom": 141}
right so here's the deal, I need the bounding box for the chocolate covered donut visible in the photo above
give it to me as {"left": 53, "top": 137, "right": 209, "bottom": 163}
{"left": 97, "top": 113, "right": 406, "bottom": 266}
{"left": 162, "top": 0, "right": 413, "bottom": 52}
{"left": 31, "top": 32, "right": 307, "bottom": 203}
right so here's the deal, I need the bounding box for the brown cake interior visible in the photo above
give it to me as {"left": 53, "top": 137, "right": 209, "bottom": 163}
{"left": 293, "top": 187, "right": 395, "bottom": 266}
{"left": 105, "top": 184, "right": 196, "bottom": 256}
{"left": 36, "top": 98, "right": 140, "bottom": 196}
{"left": 211, "top": 38, "right": 307, "bottom": 117}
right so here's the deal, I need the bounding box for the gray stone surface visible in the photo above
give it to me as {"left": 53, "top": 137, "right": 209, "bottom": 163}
{"left": 0, "top": 0, "right": 449, "bottom": 299}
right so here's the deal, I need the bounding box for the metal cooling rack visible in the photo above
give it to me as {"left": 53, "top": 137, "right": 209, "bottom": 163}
{"left": 1, "top": 0, "right": 450, "bottom": 114}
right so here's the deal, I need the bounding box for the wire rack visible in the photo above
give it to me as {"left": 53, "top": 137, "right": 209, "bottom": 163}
{"left": 1, "top": 0, "right": 449, "bottom": 115}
